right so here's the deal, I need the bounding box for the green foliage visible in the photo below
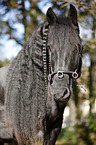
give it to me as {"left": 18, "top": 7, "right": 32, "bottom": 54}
{"left": 0, "top": 0, "right": 45, "bottom": 45}
{"left": 0, "top": 59, "right": 9, "bottom": 68}
{"left": 56, "top": 116, "right": 96, "bottom": 145}
{"left": 76, "top": 114, "right": 96, "bottom": 145}
{"left": 56, "top": 126, "right": 77, "bottom": 145}
{"left": 88, "top": 114, "right": 96, "bottom": 132}
{"left": 88, "top": 113, "right": 96, "bottom": 144}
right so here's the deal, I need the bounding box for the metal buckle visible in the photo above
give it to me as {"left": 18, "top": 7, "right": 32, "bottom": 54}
{"left": 57, "top": 71, "right": 64, "bottom": 79}
{"left": 72, "top": 71, "right": 78, "bottom": 79}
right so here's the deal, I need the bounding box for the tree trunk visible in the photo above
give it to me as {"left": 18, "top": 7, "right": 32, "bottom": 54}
{"left": 89, "top": 16, "right": 96, "bottom": 114}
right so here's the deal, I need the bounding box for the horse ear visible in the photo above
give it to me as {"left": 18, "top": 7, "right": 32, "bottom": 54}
{"left": 47, "top": 7, "right": 57, "bottom": 25}
{"left": 69, "top": 4, "right": 78, "bottom": 25}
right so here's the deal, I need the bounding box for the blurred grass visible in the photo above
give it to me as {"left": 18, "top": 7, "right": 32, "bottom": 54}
{"left": 56, "top": 127, "right": 76, "bottom": 145}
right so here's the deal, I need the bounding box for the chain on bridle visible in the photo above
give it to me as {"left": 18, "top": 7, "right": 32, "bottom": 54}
{"left": 42, "top": 23, "right": 82, "bottom": 89}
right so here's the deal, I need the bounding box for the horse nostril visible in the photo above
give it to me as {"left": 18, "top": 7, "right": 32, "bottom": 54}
{"left": 63, "top": 89, "right": 68, "bottom": 96}
{"left": 63, "top": 88, "right": 70, "bottom": 99}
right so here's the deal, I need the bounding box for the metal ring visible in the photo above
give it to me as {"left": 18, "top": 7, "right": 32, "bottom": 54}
{"left": 57, "top": 71, "right": 64, "bottom": 79}
{"left": 72, "top": 72, "right": 78, "bottom": 79}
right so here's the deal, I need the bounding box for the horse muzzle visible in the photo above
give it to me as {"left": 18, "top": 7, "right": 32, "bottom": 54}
{"left": 53, "top": 87, "right": 71, "bottom": 103}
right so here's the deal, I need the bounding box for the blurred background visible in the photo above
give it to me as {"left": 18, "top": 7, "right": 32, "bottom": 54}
{"left": 0, "top": 0, "right": 96, "bottom": 144}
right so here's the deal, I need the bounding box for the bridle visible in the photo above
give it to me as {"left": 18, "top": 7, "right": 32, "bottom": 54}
{"left": 42, "top": 22, "right": 82, "bottom": 89}
{"left": 48, "top": 70, "right": 78, "bottom": 82}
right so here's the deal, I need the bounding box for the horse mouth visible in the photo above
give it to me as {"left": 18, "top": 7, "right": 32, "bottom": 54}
{"left": 54, "top": 96, "right": 70, "bottom": 103}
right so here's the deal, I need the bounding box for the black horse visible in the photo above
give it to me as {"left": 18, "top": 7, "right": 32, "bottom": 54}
{"left": 0, "top": 4, "right": 83, "bottom": 145}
